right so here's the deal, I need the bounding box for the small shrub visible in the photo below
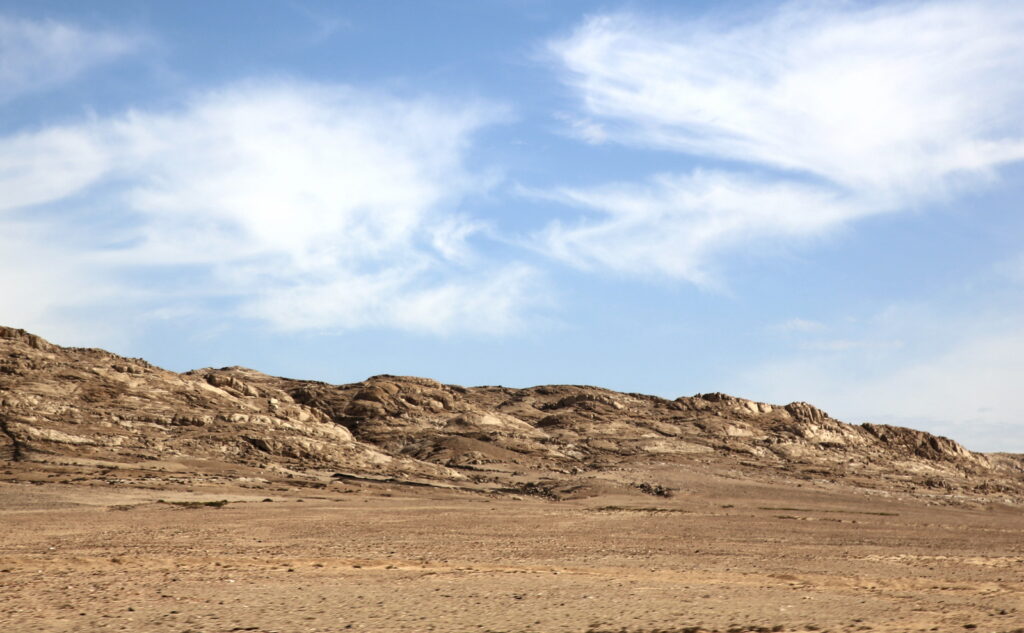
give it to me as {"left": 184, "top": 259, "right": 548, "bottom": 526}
{"left": 635, "top": 482, "right": 674, "bottom": 497}
{"left": 160, "top": 499, "right": 229, "bottom": 509}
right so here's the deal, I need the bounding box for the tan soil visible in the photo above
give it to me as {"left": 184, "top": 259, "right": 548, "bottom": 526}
{"left": 1, "top": 468, "right": 1022, "bottom": 633}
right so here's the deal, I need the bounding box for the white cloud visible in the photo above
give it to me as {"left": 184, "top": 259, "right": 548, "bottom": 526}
{"left": 774, "top": 318, "right": 826, "bottom": 333}
{"left": 0, "top": 81, "right": 539, "bottom": 337}
{"left": 553, "top": 2, "right": 1024, "bottom": 195}
{"left": 534, "top": 170, "right": 870, "bottom": 283}
{"left": 0, "top": 15, "right": 137, "bottom": 102}
{"left": 0, "top": 126, "right": 109, "bottom": 211}
{"left": 544, "top": 1, "right": 1024, "bottom": 278}
{"left": 244, "top": 264, "right": 540, "bottom": 335}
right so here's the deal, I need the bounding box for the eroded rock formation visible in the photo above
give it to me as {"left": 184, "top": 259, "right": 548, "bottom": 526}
{"left": 1, "top": 326, "right": 1020, "bottom": 502}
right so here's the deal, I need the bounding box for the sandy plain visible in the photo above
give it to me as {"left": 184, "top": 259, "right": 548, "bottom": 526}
{"left": 2, "top": 462, "right": 1022, "bottom": 633}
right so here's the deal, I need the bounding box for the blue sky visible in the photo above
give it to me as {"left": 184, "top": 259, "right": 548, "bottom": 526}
{"left": 2, "top": 1, "right": 1023, "bottom": 451}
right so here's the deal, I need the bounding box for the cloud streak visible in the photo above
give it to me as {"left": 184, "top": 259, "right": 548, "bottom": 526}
{"left": 544, "top": 1, "right": 1024, "bottom": 281}
{"left": 534, "top": 170, "right": 869, "bottom": 282}
{"left": 0, "top": 15, "right": 137, "bottom": 102}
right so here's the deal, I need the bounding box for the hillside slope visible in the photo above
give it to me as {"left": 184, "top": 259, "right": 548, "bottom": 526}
{"left": 1, "top": 326, "right": 1021, "bottom": 503}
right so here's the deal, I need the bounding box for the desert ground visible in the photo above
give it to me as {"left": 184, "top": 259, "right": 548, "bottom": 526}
{"left": 3, "top": 326, "right": 1023, "bottom": 632}
{"left": 2, "top": 462, "right": 1022, "bottom": 633}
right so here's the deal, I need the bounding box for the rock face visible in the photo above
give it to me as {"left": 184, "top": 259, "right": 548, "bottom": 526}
{"left": 1, "top": 326, "right": 1021, "bottom": 502}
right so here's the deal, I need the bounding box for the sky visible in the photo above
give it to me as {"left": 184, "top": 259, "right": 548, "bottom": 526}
{"left": 1, "top": 0, "right": 1023, "bottom": 452}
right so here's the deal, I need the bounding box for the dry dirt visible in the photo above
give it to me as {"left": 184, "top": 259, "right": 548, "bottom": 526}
{"left": 2, "top": 464, "right": 1022, "bottom": 633}
{"left": 2, "top": 325, "right": 1023, "bottom": 632}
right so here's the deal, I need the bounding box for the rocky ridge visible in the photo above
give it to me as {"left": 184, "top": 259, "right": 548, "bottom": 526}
{"left": 1, "top": 326, "right": 1021, "bottom": 503}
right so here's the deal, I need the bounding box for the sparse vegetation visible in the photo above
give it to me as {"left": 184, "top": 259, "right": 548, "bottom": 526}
{"left": 634, "top": 482, "right": 675, "bottom": 497}
{"left": 593, "top": 506, "right": 688, "bottom": 514}
{"left": 155, "top": 499, "right": 229, "bottom": 509}
{"left": 506, "top": 481, "right": 559, "bottom": 500}
{"left": 757, "top": 506, "right": 898, "bottom": 516}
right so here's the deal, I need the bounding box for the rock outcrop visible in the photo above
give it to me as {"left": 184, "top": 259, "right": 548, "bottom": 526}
{"left": 1, "top": 326, "right": 1020, "bottom": 502}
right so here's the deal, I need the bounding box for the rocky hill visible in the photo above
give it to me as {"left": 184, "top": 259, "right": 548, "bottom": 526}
{"left": 1, "top": 325, "right": 1021, "bottom": 503}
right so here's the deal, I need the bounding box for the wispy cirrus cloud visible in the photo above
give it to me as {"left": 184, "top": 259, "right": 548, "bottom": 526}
{"left": 0, "top": 81, "right": 539, "bottom": 338}
{"left": 0, "top": 15, "right": 138, "bottom": 102}
{"left": 534, "top": 170, "right": 869, "bottom": 282}
{"left": 543, "top": 1, "right": 1024, "bottom": 281}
